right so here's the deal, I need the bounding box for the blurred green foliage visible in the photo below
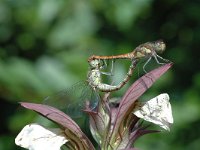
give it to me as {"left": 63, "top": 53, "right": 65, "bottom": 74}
{"left": 0, "top": 0, "right": 200, "bottom": 149}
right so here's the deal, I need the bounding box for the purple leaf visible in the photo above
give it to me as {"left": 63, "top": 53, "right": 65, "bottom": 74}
{"left": 20, "top": 102, "right": 95, "bottom": 150}
{"left": 110, "top": 63, "right": 172, "bottom": 140}
{"left": 84, "top": 96, "right": 111, "bottom": 146}
{"left": 131, "top": 128, "right": 160, "bottom": 143}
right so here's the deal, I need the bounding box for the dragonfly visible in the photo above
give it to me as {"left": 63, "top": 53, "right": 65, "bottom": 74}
{"left": 44, "top": 40, "right": 169, "bottom": 118}
{"left": 44, "top": 58, "right": 137, "bottom": 118}
{"left": 88, "top": 40, "right": 169, "bottom": 72}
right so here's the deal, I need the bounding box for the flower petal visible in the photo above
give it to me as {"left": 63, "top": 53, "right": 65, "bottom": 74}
{"left": 133, "top": 93, "right": 173, "bottom": 130}
{"left": 20, "top": 102, "right": 95, "bottom": 150}
{"left": 15, "top": 123, "right": 68, "bottom": 150}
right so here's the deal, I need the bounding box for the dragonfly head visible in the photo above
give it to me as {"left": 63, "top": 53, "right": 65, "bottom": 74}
{"left": 154, "top": 40, "right": 166, "bottom": 54}
{"left": 89, "top": 59, "right": 101, "bottom": 69}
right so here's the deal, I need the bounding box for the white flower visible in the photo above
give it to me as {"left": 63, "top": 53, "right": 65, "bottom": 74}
{"left": 133, "top": 93, "right": 173, "bottom": 131}
{"left": 15, "top": 123, "right": 68, "bottom": 150}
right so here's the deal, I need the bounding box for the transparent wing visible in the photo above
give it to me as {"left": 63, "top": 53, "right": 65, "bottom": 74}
{"left": 43, "top": 81, "right": 99, "bottom": 118}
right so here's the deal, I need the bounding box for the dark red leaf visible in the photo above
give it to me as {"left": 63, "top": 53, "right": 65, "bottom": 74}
{"left": 110, "top": 63, "right": 172, "bottom": 140}
{"left": 84, "top": 97, "right": 111, "bottom": 146}
{"left": 131, "top": 128, "right": 160, "bottom": 143}
{"left": 20, "top": 102, "right": 95, "bottom": 150}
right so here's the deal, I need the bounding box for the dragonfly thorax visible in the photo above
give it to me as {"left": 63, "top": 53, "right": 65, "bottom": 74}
{"left": 135, "top": 46, "right": 151, "bottom": 59}
{"left": 87, "top": 69, "right": 102, "bottom": 89}
{"left": 88, "top": 59, "right": 103, "bottom": 89}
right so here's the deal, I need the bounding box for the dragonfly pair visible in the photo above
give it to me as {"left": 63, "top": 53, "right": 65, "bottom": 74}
{"left": 44, "top": 40, "right": 169, "bottom": 118}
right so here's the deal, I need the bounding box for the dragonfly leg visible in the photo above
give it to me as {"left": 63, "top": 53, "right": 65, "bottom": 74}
{"left": 154, "top": 54, "right": 169, "bottom": 65}
{"left": 101, "top": 59, "right": 107, "bottom": 69}
{"left": 156, "top": 54, "right": 170, "bottom": 63}
{"left": 110, "top": 59, "right": 114, "bottom": 76}
{"left": 101, "top": 59, "right": 115, "bottom": 76}
{"left": 143, "top": 57, "right": 152, "bottom": 73}
{"left": 99, "top": 59, "right": 112, "bottom": 75}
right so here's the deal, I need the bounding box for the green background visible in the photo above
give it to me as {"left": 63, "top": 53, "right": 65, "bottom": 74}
{"left": 0, "top": 0, "right": 200, "bottom": 149}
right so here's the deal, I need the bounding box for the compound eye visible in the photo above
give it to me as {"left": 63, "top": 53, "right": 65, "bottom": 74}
{"left": 155, "top": 40, "right": 166, "bottom": 53}
{"left": 89, "top": 59, "right": 100, "bottom": 68}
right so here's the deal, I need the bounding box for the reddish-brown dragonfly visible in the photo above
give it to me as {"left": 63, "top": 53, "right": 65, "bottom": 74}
{"left": 88, "top": 40, "right": 168, "bottom": 72}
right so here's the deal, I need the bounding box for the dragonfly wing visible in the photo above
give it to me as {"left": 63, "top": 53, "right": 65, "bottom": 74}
{"left": 43, "top": 81, "right": 99, "bottom": 118}
{"left": 86, "top": 88, "right": 100, "bottom": 110}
